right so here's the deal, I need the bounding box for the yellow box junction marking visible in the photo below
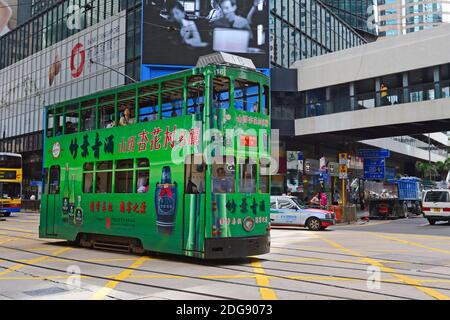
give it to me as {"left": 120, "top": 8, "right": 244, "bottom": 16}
{"left": 250, "top": 260, "right": 278, "bottom": 300}
{"left": 375, "top": 234, "right": 450, "bottom": 255}
{"left": 316, "top": 235, "right": 450, "bottom": 300}
{"left": 0, "top": 247, "right": 73, "bottom": 277}
{"left": 91, "top": 256, "right": 151, "bottom": 300}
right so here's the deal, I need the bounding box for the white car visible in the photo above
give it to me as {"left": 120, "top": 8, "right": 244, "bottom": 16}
{"left": 270, "top": 196, "right": 336, "bottom": 231}
{"left": 422, "top": 189, "right": 450, "bottom": 225}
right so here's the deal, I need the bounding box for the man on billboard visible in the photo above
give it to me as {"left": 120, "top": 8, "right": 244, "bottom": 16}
{"left": 0, "top": 0, "right": 12, "bottom": 36}
{"left": 212, "top": 0, "right": 256, "bottom": 31}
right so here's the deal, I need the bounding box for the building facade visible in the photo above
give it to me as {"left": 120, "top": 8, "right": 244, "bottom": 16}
{"left": 270, "top": 0, "right": 367, "bottom": 67}
{"left": 320, "top": 0, "right": 378, "bottom": 40}
{"left": 0, "top": 0, "right": 367, "bottom": 201}
{"left": 378, "top": 0, "right": 450, "bottom": 37}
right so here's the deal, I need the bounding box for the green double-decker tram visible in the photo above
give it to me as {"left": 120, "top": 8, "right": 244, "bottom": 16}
{"left": 40, "top": 54, "right": 271, "bottom": 259}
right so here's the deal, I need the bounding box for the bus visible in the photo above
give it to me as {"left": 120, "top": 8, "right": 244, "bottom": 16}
{"left": 40, "top": 54, "right": 271, "bottom": 259}
{"left": 0, "top": 153, "right": 22, "bottom": 217}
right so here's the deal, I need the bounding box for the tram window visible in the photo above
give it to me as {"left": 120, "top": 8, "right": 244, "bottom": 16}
{"left": 213, "top": 77, "right": 230, "bottom": 109}
{"left": 83, "top": 173, "right": 93, "bottom": 193}
{"left": 115, "top": 171, "right": 133, "bottom": 193}
{"left": 118, "top": 103, "right": 136, "bottom": 126}
{"left": 234, "top": 79, "right": 259, "bottom": 113}
{"left": 212, "top": 156, "right": 235, "bottom": 193}
{"left": 64, "top": 104, "right": 79, "bottom": 134}
{"left": 161, "top": 88, "right": 183, "bottom": 119}
{"left": 262, "top": 85, "right": 269, "bottom": 115}
{"left": 99, "top": 104, "right": 115, "bottom": 129}
{"left": 137, "top": 158, "right": 150, "bottom": 168}
{"left": 185, "top": 154, "right": 205, "bottom": 194}
{"left": 55, "top": 111, "right": 63, "bottom": 136}
{"left": 137, "top": 170, "right": 149, "bottom": 193}
{"left": 239, "top": 158, "right": 257, "bottom": 194}
{"left": 49, "top": 165, "right": 60, "bottom": 194}
{"left": 84, "top": 162, "right": 94, "bottom": 171}
{"left": 115, "top": 159, "right": 134, "bottom": 193}
{"left": 83, "top": 162, "right": 94, "bottom": 193}
{"left": 97, "top": 161, "right": 113, "bottom": 170}
{"left": 136, "top": 158, "right": 150, "bottom": 193}
{"left": 96, "top": 171, "right": 112, "bottom": 193}
{"left": 81, "top": 107, "right": 96, "bottom": 131}
{"left": 187, "top": 76, "right": 205, "bottom": 115}
{"left": 138, "top": 93, "right": 159, "bottom": 122}
{"left": 46, "top": 109, "right": 54, "bottom": 137}
{"left": 260, "top": 158, "right": 270, "bottom": 194}
{"left": 162, "top": 78, "right": 184, "bottom": 91}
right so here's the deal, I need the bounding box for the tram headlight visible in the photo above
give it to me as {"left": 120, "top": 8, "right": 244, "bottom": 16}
{"left": 243, "top": 216, "right": 255, "bottom": 232}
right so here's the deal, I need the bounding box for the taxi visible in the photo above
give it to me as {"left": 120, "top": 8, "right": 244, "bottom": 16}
{"left": 270, "top": 196, "right": 336, "bottom": 231}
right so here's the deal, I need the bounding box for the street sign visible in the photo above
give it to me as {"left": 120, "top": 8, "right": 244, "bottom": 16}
{"left": 357, "top": 149, "right": 390, "bottom": 158}
{"left": 338, "top": 153, "right": 348, "bottom": 165}
{"left": 364, "top": 158, "right": 385, "bottom": 179}
{"left": 304, "top": 159, "right": 319, "bottom": 174}
{"left": 339, "top": 164, "right": 348, "bottom": 179}
{"left": 328, "top": 162, "right": 339, "bottom": 177}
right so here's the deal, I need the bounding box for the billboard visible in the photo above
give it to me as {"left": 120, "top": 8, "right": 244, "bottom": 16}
{"left": 142, "top": 0, "right": 269, "bottom": 68}
{"left": 0, "top": 11, "right": 127, "bottom": 138}
{"left": 0, "top": 0, "right": 17, "bottom": 36}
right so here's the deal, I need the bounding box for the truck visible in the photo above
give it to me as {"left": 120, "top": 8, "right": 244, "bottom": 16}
{"left": 366, "top": 177, "right": 422, "bottom": 219}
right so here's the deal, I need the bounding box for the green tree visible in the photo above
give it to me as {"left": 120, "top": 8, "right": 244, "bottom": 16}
{"left": 415, "top": 161, "right": 438, "bottom": 180}
{"left": 435, "top": 158, "right": 450, "bottom": 181}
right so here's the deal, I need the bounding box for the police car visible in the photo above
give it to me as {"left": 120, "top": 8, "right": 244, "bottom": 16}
{"left": 270, "top": 196, "right": 336, "bottom": 231}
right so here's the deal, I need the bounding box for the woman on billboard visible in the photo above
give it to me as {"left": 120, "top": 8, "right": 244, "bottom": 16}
{"left": 0, "top": 0, "right": 12, "bottom": 36}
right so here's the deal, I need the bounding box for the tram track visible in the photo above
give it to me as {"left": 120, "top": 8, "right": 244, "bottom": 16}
{"left": 0, "top": 228, "right": 450, "bottom": 299}
{"left": 0, "top": 242, "right": 443, "bottom": 300}
{"left": 1, "top": 229, "right": 450, "bottom": 284}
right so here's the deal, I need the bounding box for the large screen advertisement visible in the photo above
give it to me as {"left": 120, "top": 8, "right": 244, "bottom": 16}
{"left": 142, "top": 0, "right": 269, "bottom": 68}
{"left": 0, "top": 0, "right": 17, "bottom": 37}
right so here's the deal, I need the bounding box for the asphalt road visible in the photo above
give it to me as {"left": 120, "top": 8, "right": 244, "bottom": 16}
{"left": 337, "top": 215, "right": 450, "bottom": 236}
{"left": 0, "top": 212, "right": 449, "bottom": 300}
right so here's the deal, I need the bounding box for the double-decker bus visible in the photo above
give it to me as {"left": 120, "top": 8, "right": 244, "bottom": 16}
{"left": 40, "top": 54, "right": 271, "bottom": 259}
{"left": 0, "top": 153, "right": 22, "bottom": 217}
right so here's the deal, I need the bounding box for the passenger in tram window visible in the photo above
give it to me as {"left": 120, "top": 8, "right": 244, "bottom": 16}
{"left": 119, "top": 107, "right": 135, "bottom": 126}
{"left": 137, "top": 178, "right": 149, "bottom": 193}
{"left": 171, "top": 110, "right": 178, "bottom": 117}
{"left": 252, "top": 102, "right": 259, "bottom": 113}
{"left": 65, "top": 121, "right": 77, "bottom": 134}
{"left": 213, "top": 167, "right": 231, "bottom": 193}
{"left": 106, "top": 120, "right": 115, "bottom": 128}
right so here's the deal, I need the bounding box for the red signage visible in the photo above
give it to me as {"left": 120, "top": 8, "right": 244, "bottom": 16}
{"left": 240, "top": 135, "right": 257, "bottom": 147}
{"left": 70, "top": 43, "right": 85, "bottom": 78}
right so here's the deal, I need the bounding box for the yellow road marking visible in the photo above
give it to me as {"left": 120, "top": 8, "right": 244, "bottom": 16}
{"left": 91, "top": 256, "right": 151, "bottom": 300}
{"left": 376, "top": 234, "right": 450, "bottom": 255}
{"left": 336, "top": 221, "right": 394, "bottom": 228}
{"left": 0, "top": 227, "right": 35, "bottom": 233}
{"left": 250, "top": 260, "right": 278, "bottom": 300}
{"left": 44, "top": 257, "right": 138, "bottom": 263}
{"left": 278, "top": 256, "right": 407, "bottom": 265}
{"left": 0, "top": 247, "right": 72, "bottom": 277}
{"left": 366, "top": 231, "right": 450, "bottom": 241}
{"left": 316, "top": 235, "right": 450, "bottom": 300}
